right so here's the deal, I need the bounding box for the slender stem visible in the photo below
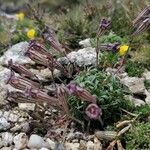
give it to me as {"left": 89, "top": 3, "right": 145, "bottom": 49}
{"left": 51, "top": 69, "right": 57, "bottom": 90}
{"left": 96, "top": 37, "right": 100, "bottom": 68}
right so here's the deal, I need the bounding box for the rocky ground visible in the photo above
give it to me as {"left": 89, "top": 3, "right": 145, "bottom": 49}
{"left": 0, "top": 38, "right": 149, "bottom": 150}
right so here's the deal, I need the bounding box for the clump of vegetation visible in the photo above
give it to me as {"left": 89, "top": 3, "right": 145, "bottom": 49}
{"left": 144, "top": 80, "right": 150, "bottom": 91}
{"left": 99, "top": 52, "right": 119, "bottom": 69}
{"left": 11, "top": 13, "right": 38, "bottom": 44}
{"left": 131, "top": 44, "right": 150, "bottom": 70}
{"left": 91, "top": 32, "right": 127, "bottom": 48}
{"left": 74, "top": 68, "right": 134, "bottom": 125}
{"left": 125, "top": 122, "right": 150, "bottom": 150}
{"left": 125, "top": 60, "right": 145, "bottom": 77}
{"left": 57, "top": 6, "right": 96, "bottom": 49}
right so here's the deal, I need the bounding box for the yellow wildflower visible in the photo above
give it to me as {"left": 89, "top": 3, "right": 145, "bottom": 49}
{"left": 16, "top": 12, "right": 25, "bottom": 21}
{"left": 27, "top": 29, "right": 36, "bottom": 39}
{"left": 119, "top": 45, "right": 129, "bottom": 56}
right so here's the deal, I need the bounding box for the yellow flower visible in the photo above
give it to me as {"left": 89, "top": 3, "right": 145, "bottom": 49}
{"left": 16, "top": 12, "right": 25, "bottom": 21}
{"left": 119, "top": 45, "right": 129, "bottom": 56}
{"left": 27, "top": 29, "right": 36, "bottom": 39}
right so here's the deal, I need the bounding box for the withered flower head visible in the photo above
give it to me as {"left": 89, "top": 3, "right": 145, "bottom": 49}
{"left": 97, "top": 18, "right": 111, "bottom": 36}
{"left": 28, "top": 40, "right": 52, "bottom": 57}
{"left": 66, "top": 82, "right": 96, "bottom": 103}
{"left": 6, "top": 70, "right": 40, "bottom": 91}
{"left": 100, "top": 42, "right": 120, "bottom": 53}
{"left": 85, "top": 103, "right": 102, "bottom": 120}
{"left": 8, "top": 59, "right": 38, "bottom": 80}
{"left": 132, "top": 6, "right": 150, "bottom": 36}
{"left": 133, "top": 6, "right": 150, "bottom": 27}
{"left": 6, "top": 90, "right": 36, "bottom": 103}
{"left": 26, "top": 88, "right": 58, "bottom": 106}
{"left": 42, "top": 26, "right": 65, "bottom": 54}
{"left": 25, "top": 47, "right": 49, "bottom": 66}
{"left": 66, "top": 82, "right": 78, "bottom": 94}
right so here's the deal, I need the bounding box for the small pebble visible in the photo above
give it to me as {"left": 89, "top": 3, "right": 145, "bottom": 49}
{"left": 28, "top": 134, "right": 48, "bottom": 149}
{"left": 1, "top": 132, "right": 13, "bottom": 146}
{"left": 13, "top": 133, "right": 28, "bottom": 150}
{"left": 0, "top": 117, "right": 10, "bottom": 131}
{"left": 46, "top": 138, "right": 55, "bottom": 150}
{"left": 87, "top": 141, "right": 94, "bottom": 150}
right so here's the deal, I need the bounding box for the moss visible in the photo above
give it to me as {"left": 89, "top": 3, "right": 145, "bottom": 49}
{"left": 125, "top": 122, "right": 150, "bottom": 150}
{"left": 125, "top": 60, "right": 145, "bottom": 77}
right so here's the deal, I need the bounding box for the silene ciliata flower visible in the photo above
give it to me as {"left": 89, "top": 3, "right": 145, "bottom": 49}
{"left": 85, "top": 103, "right": 102, "bottom": 120}
{"left": 97, "top": 18, "right": 111, "bottom": 36}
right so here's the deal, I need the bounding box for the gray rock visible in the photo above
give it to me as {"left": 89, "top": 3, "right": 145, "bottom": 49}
{"left": 79, "top": 38, "right": 91, "bottom": 48}
{"left": 0, "top": 67, "right": 14, "bottom": 105}
{"left": 143, "top": 70, "right": 150, "bottom": 80}
{"left": 8, "top": 112, "right": 19, "bottom": 123}
{"left": 46, "top": 139, "right": 55, "bottom": 150}
{"left": 0, "top": 117, "right": 10, "bottom": 131}
{"left": 145, "top": 90, "right": 150, "bottom": 105}
{"left": 0, "top": 147, "right": 12, "bottom": 150}
{"left": 58, "top": 47, "right": 96, "bottom": 67}
{"left": 120, "top": 77, "right": 145, "bottom": 94}
{"left": 94, "top": 137, "right": 102, "bottom": 150}
{"left": 28, "top": 134, "right": 48, "bottom": 149}
{"left": 2, "top": 110, "right": 20, "bottom": 123}
{"left": 1, "top": 132, "right": 13, "bottom": 147}
{"left": 87, "top": 141, "right": 94, "bottom": 150}
{"left": 126, "top": 95, "right": 145, "bottom": 106}
{"left": 10, "top": 121, "right": 30, "bottom": 133}
{"left": 0, "top": 42, "right": 34, "bottom": 65}
{"left": 13, "top": 133, "right": 28, "bottom": 150}
{"left": 18, "top": 103, "right": 35, "bottom": 111}
{"left": 29, "top": 68, "right": 61, "bottom": 81}
{"left": 39, "top": 148, "right": 49, "bottom": 150}
{"left": 65, "top": 142, "right": 79, "bottom": 150}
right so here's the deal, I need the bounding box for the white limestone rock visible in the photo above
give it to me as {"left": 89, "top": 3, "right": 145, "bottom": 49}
{"left": 0, "top": 42, "right": 34, "bottom": 65}
{"left": 79, "top": 38, "right": 91, "bottom": 48}
{"left": 120, "top": 77, "right": 145, "bottom": 94}
{"left": 28, "top": 134, "right": 48, "bottom": 149}
{"left": 0, "top": 117, "right": 10, "bottom": 131}
{"left": 13, "top": 133, "right": 28, "bottom": 150}
{"left": 18, "top": 103, "right": 35, "bottom": 111}
{"left": 1, "top": 132, "right": 13, "bottom": 147}
{"left": 58, "top": 47, "right": 96, "bottom": 67}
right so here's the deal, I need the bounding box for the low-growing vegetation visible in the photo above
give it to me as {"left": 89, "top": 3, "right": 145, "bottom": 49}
{"left": 0, "top": 0, "right": 150, "bottom": 149}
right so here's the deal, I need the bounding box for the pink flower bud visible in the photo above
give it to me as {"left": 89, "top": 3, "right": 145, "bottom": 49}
{"left": 66, "top": 83, "right": 78, "bottom": 94}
